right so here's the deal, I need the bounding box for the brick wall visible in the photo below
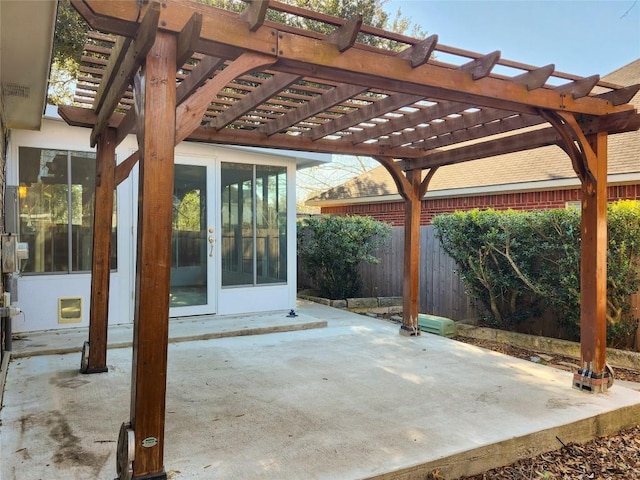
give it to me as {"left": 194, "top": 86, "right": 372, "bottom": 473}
{"left": 321, "top": 184, "right": 640, "bottom": 226}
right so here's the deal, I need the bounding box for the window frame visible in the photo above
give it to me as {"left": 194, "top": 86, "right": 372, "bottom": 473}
{"left": 17, "top": 146, "right": 118, "bottom": 275}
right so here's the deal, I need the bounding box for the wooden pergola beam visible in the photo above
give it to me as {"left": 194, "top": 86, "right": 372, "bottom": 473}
{"left": 187, "top": 124, "right": 429, "bottom": 157}
{"left": 59, "top": 103, "right": 431, "bottom": 158}
{"left": 213, "top": 72, "right": 300, "bottom": 130}
{"left": 328, "top": 15, "right": 362, "bottom": 52}
{"left": 93, "top": 36, "right": 133, "bottom": 113}
{"left": 273, "top": 48, "right": 627, "bottom": 116}
{"left": 596, "top": 83, "right": 640, "bottom": 106}
{"left": 350, "top": 101, "right": 473, "bottom": 144}
{"left": 79, "top": 0, "right": 629, "bottom": 117}
{"left": 404, "top": 109, "right": 640, "bottom": 170}
{"left": 240, "top": 0, "right": 269, "bottom": 31}
{"left": 398, "top": 34, "right": 438, "bottom": 68}
{"left": 260, "top": 83, "right": 369, "bottom": 136}
{"left": 513, "top": 64, "right": 555, "bottom": 90}
{"left": 460, "top": 50, "right": 500, "bottom": 80}
{"left": 556, "top": 74, "right": 600, "bottom": 98}
{"left": 385, "top": 64, "right": 557, "bottom": 147}
{"left": 309, "top": 92, "right": 424, "bottom": 141}
{"left": 264, "top": 38, "right": 438, "bottom": 139}
{"left": 416, "top": 113, "right": 541, "bottom": 151}
{"left": 176, "top": 55, "right": 225, "bottom": 103}
{"left": 59, "top": 101, "right": 639, "bottom": 168}
{"left": 89, "top": 2, "right": 160, "bottom": 147}
{"left": 176, "top": 12, "right": 203, "bottom": 69}
{"left": 386, "top": 107, "right": 516, "bottom": 148}
{"left": 175, "top": 51, "right": 274, "bottom": 143}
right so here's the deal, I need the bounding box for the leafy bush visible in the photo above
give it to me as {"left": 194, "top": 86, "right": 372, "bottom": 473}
{"left": 297, "top": 215, "right": 391, "bottom": 299}
{"left": 433, "top": 201, "right": 640, "bottom": 347}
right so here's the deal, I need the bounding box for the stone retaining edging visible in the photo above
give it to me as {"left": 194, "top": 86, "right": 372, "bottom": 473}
{"left": 297, "top": 294, "right": 402, "bottom": 311}
{"left": 456, "top": 324, "right": 640, "bottom": 371}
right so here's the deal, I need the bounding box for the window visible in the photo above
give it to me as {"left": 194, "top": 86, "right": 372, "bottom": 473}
{"left": 221, "top": 162, "right": 287, "bottom": 286}
{"left": 18, "top": 147, "right": 117, "bottom": 274}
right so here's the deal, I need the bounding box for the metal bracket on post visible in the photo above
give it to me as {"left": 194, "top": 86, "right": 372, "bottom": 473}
{"left": 80, "top": 341, "right": 90, "bottom": 373}
{"left": 572, "top": 363, "right": 614, "bottom": 393}
{"left": 116, "top": 422, "right": 135, "bottom": 480}
{"left": 399, "top": 324, "right": 420, "bottom": 337}
{"left": 80, "top": 341, "right": 109, "bottom": 374}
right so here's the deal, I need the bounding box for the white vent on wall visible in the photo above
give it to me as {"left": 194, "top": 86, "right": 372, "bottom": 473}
{"left": 3, "top": 83, "right": 30, "bottom": 98}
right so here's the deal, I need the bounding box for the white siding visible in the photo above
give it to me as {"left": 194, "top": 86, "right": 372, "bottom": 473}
{"left": 8, "top": 115, "right": 298, "bottom": 332}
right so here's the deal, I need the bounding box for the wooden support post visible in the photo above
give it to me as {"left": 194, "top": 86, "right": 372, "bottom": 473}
{"left": 81, "top": 127, "right": 116, "bottom": 374}
{"left": 127, "top": 31, "right": 176, "bottom": 480}
{"left": 574, "top": 131, "right": 610, "bottom": 393}
{"left": 400, "top": 169, "right": 422, "bottom": 336}
{"left": 375, "top": 158, "right": 436, "bottom": 337}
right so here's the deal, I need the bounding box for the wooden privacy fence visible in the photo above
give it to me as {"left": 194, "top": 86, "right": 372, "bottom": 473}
{"left": 298, "top": 225, "right": 478, "bottom": 321}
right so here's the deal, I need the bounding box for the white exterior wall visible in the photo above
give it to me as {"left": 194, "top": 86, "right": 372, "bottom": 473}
{"left": 7, "top": 115, "right": 299, "bottom": 332}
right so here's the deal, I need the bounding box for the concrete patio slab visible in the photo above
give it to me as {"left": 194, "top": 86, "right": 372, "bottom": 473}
{"left": 2, "top": 300, "right": 640, "bottom": 480}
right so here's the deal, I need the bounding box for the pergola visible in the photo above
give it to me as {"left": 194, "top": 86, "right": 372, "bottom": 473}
{"left": 58, "top": 1, "right": 640, "bottom": 478}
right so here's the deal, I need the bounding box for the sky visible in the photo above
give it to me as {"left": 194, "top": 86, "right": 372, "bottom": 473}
{"left": 384, "top": 0, "right": 640, "bottom": 78}
{"left": 303, "top": 1, "right": 640, "bottom": 205}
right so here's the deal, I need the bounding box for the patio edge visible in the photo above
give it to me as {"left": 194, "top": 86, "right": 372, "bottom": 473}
{"left": 365, "top": 401, "right": 640, "bottom": 480}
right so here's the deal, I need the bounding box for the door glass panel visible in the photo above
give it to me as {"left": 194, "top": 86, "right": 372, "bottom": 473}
{"left": 221, "top": 163, "right": 254, "bottom": 286}
{"left": 170, "top": 165, "right": 207, "bottom": 307}
{"left": 256, "top": 165, "right": 287, "bottom": 284}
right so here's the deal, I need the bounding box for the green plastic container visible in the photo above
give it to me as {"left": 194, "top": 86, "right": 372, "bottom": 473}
{"left": 417, "top": 314, "right": 456, "bottom": 337}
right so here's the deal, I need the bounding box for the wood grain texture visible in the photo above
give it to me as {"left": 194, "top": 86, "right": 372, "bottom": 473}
{"left": 579, "top": 132, "right": 608, "bottom": 375}
{"left": 130, "top": 31, "right": 177, "bottom": 478}
{"left": 90, "top": 3, "right": 160, "bottom": 147}
{"left": 86, "top": 127, "right": 116, "bottom": 373}
{"left": 402, "top": 170, "right": 422, "bottom": 332}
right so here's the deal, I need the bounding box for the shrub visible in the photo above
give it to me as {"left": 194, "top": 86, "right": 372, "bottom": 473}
{"left": 433, "top": 202, "right": 640, "bottom": 347}
{"left": 297, "top": 215, "right": 391, "bottom": 299}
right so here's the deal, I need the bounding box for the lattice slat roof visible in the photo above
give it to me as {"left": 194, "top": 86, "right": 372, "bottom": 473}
{"left": 60, "top": 0, "right": 640, "bottom": 172}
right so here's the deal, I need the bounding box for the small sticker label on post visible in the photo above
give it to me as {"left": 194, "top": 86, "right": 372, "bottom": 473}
{"left": 142, "top": 437, "right": 158, "bottom": 448}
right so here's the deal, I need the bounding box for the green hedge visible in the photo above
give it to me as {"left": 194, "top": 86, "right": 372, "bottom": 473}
{"left": 297, "top": 215, "right": 391, "bottom": 300}
{"left": 433, "top": 201, "right": 640, "bottom": 347}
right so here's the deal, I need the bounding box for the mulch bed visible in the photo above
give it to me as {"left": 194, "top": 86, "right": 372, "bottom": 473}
{"left": 454, "top": 424, "right": 640, "bottom": 479}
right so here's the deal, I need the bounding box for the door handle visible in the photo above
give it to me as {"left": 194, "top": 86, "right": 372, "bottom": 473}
{"left": 208, "top": 227, "right": 214, "bottom": 257}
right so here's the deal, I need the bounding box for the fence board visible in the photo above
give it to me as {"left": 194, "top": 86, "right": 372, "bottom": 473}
{"left": 299, "top": 226, "right": 478, "bottom": 321}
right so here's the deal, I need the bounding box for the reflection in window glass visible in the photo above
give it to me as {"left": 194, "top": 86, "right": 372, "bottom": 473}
{"left": 256, "top": 165, "right": 287, "bottom": 284}
{"left": 170, "top": 164, "right": 207, "bottom": 307}
{"left": 18, "top": 147, "right": 117, "bottom": 274}
{"left": 221, "top": 163, "right": 254, "bottom": 286}
{"left": 221, "top": 162, "right": 286, "bottom": 287}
